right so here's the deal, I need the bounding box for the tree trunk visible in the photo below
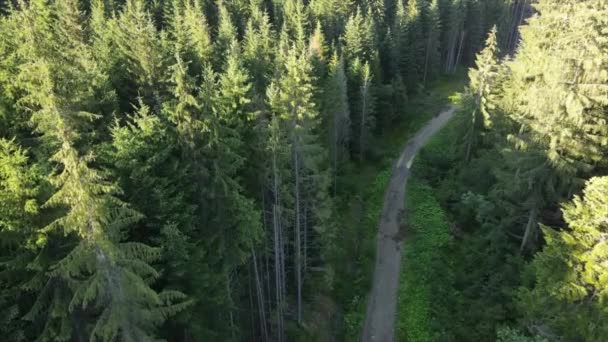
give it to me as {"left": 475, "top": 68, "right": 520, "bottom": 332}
{"left": 333, "top": 109, "right": 338, "bottom": 197}
{"left": 251, "top": 247, "right": 269, "bottom": 341}
{"left": 293, "top": 144, "right": 303, "bottom": 324}
{"left": 520, "top": 208, "right": 538, "bottom": 253}
{"left": 454, "top": 30, "right": 466, "bottom": 72}
{"left": 423, "top": 33, "right": 433, "bottom": 85}
{"left": 359, "top": 75, "right": 370, "bottom": 162}
{"left": 271, "top": 148, "right": 284, "bottom": 342}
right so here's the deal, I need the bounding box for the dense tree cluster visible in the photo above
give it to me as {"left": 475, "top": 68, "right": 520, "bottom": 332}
{"left": 422, "top": 0, "right": 608, "bottom": 340}
{"left": 0, "top": 0, "right": 512, "bottom": 340}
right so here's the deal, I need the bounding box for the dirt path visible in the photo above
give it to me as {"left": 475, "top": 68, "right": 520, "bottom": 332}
{"left": 361, "top": 106, "right": 457, "bottom": 342}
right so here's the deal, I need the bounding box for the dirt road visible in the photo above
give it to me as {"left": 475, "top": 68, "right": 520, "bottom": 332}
{"left": 361, "top": 106, "right": 457, "bottom": 342}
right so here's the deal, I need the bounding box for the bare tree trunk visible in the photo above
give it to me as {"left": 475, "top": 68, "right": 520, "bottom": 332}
{"left": 225, "top": 272, "right": 236, "bottom": 341}
{"left": 520, "top": 208, "right": 537, "bottom": 253}
{"left": 423, "top": 33, "right": 432, "bottom": 85}
{"left": 333, "top": 110, "right": 338, "bottom": 197}
{"left": 248, "top": 266, "right": 256, "bottom": 340}
{"left": 465, "top": 109, "right": 476, "bottom": 163}
{"left": 303, "top": 202, "right": 308, "bottom": 274}
{"left": 454, "top": 30, "right": 466, "bottom": 72}
{"left": 251, "top": 247, "right": 269, "bottom": 341}
{"left": 261, "top": 193, "right": 272, "bottom": 314}
{"left": 293, "top": 145, "right": 303, "bottom": 324}
{"left": 508, "top": 0, "right": 527, "bottom": 52}
{"left": 445, "top": 29, "right": 458, "bottom": 73}
{"left": 359, "top": 71, "right": 370, "bottom": 162}
{"left": 271, "top": 149, "right": 284, "bottom": 342}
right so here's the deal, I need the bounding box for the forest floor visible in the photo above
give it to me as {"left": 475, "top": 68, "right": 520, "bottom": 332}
{"left": 361, "top": 105, "right": 457, "bottom": 342}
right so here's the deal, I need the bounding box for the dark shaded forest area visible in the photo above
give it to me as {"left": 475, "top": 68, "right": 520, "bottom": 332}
{"left": 3, "top": 1, "right": 605, "bottom": 342}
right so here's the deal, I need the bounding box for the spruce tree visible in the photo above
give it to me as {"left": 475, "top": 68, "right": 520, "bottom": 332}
{"left": 267, "top": 44, "right": 331, "bottom": 325}
{"left": 243, "top": 6, "right": 275, "bottom": 94}
{"left": 518, "top": 177, "right": 608, "bottom": 340}
{"left": 214, "top": 1, "right": 238, "bottom": 71}
{"left": 0, "top": 138, "right": 42, "bottom": 342}
{"left": 10, "top": 2, "right": 189, "bottom": 340}
{"left": 113, "top": 0, "right": 166, "bottom": 113}
{"left": 403, "top": 0, "right": 425, "bottom": 91}
{"left": 462, "top": 26, "right": 500, "bottom": 162}
{"left": 423, "top": 0, "right": 441, "bottom": 84}
{"left": 309, "top": 0, "right": 352, "bottom": 43}
{"left": 321, "top": 53, "right": 351, "bottom": 194}
{"left": 502, "top": 0, "right": 608, "bottom": 251}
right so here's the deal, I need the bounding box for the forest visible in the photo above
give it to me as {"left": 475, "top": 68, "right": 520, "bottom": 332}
{"left": 0, "top": 0, "right": 606, "bottom": 341}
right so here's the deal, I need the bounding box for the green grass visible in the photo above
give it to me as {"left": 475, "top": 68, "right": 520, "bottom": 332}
{"left": 397, "top": 180, "right": 451, "bottom": 342}
{"left": 395, "top": 107, "right": 463, "bottom": 341}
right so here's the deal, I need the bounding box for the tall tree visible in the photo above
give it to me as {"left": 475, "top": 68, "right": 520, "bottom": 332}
{"left": 518, "top": 177, "right": 608, "bottom": 341}
{"left": 267, "top": 44, "right": 331, "bottom": 325}
{"left": 11, "top": 2, "right": 189, "bottom": 340}
{"left": 321, "top": 53, "right": 351, "bottom": 194}
{"left": 462, "top": 26, "right": 500, "bottom": 162}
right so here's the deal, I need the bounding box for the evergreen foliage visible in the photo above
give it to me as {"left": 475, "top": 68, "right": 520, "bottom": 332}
{"left": 0, "top": 0, "right": 508, "bottom": 339}
{"left": 401, "top": 0, "right": 608, "bottom": 340}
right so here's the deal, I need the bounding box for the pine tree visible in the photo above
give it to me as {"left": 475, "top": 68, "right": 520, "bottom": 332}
{"left": 462, "top": 26, "right": 500, "bottom": 162}
{"left": 443, "top": 0, "right": 466, "bottom": 73}
{"left": 282, "top": 0, "right": 310, "bottom": 49}
{"left": 243, "top": 6, "right": 275, "bottom": 94}
{"left": 403, "top": 0, "right": 426, "bottom": 91}
{"left": 342, "top": 7, "right": 375, "bottom": 66}
{"left": 502, "top": 0, "right": 608, "bottom": 251}
{"left": 113, "top": 0, "right": 166, "bottom": 113}
{"left": 463, "top": 0, "right": 485, "bottom": 65}
{"left": 267, "top": 44, "right": 331, "bottom": 326}
{"left": 321, "top": 53, "right": 351, "bottom": 194}
{"left": 309, "top": 20, "right": 328, "bottom": 79}
{"left": 214, "top": 1, "right": 238, "bottom": 71}
{"left": 309, "top": 0, "right": 352, "bottom": 43}
{"left": 0, "top": 138, "right": 42, "bottom": 342}
{"left": 10, "top": 2, "right": 189, "bottom": 340}
{"left": 390, "top": 0, "right": 407, "bottom": 77}
{"left": 167, "top": 0, "right": 213, "bottom": 76}
{"left": 358, "top": 61, "right": 374, "bottom": 161}
{"left": 518, "top": 177, "right": 608, "bottom": 341}
{"left": 423, "top": 0, "right": 442, "bottom": 84}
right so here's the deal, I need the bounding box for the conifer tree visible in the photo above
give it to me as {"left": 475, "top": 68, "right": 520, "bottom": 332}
{"left": 390, "top": 0, "right": 407, "bottom": 77}
{"left": 358, "top": 61, "right": 374, "bottom": 161}
{"left": 443, "top": 0, "right": 466, "bottom": 73}
{"left": 423, "top": 0, "right": 441, "bottom": 84}
{"left": 403, "top": 0, "right": 425, "bottom": 90}
{"left": 502, "top": 0, "right": 608, "bottom": 251}
{"left": 0, "top": 138, "right": 42, "bottom": 342}
{"left": 113, "top": 0, "right": 166, "bottom": 113}
{"left": 214, "top": 1, "right": 238, "bottom": 70}
{"left": 342, "top": 8, "right": 375, "bottom": 66}
{"left": 462, "top": 26, "right": 500, "bottom": 162}
{"left": 268, "top": 44, "right": 331, "bottom": 325}
{"left": 309, "top": 20, "right": 328, "bottom": 79}
{"left": 167, "top": 0, "right": 213, "bottom": 76}
{"left": 321, "top": 53, "right": 351, "bottom": 194}
{"left": 10, "top": 2, "right": 189, "bottom": 340}
{"left": 518, "top": 177, "right": 608, "bottom": 340}
{"left": 309, "top": 0, "right": 352, "bottom": 43}
{"left": 243, "top": 6, "right": 275, "bottom": 94}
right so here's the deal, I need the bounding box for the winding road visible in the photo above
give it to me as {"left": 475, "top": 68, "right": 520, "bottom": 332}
{"left": 361, "top": 106, "right": 457, "bottom": 342}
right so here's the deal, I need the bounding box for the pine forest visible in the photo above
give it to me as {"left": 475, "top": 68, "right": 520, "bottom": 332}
{"left": 0, "top": 0, "right": 606, "bottom": 341}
